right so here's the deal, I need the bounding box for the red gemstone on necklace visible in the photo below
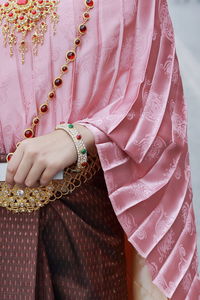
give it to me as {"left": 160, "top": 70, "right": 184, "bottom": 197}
{"left": 85, "top": 0, "right": 94, "bottom": 7}
{"left": 79, "top": 24, "right": 87, "bottom": 34}
{"left": 32, "top": 117, "right": 39, "bottom": 125}
{"left": 54, "top": 78, "right": 63, "bottom": 87}
{"left": 66, "top": 51, "right": 76, "bottom": 61}
{"left": 24, "top": 129, "right": 34, "bottom": 138}
{"left": 48, "top": 91, "right": 55, "bottom": 99}
{"left": 84, "top": 12, "right": 90, "bottom": 19}
{"left": 62, "top": 65, "right": 68, "bottom": 72}
{"left": 75, "top": 38, "right": 80, "bottom": 46}
{"left": 17, "top": 0, "right": 28, "bottom": 5}
{"left": 40, "top": 104, "right": 48, "bottom": 113}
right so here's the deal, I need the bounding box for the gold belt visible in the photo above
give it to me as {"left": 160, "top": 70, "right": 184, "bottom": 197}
{"left": 0, "top": 155, "right": 100, "bottom": 213}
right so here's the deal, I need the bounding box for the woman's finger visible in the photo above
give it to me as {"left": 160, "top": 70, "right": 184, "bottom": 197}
{"left": 24, "top": 161, "right": 45, "bottom": 187}
{"left": 13, "top": 155, "right": 33, "bottom": 186}
{"left": 6, "top": 145, "right": 24, "bottom": 186}
{"left": 39, "top": 163, "right": 60, "bottom": 186}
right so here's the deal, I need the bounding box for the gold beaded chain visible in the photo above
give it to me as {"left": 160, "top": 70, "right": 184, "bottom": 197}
{"left": 0, "top": 0, "right": 98, "bottom": 214}
{"left": 6, "top": 0, "right": 94, "bottom": 162}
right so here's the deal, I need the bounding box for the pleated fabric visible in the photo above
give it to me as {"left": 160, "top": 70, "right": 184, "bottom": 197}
{"left": 78, "top": 1, "right": 200, "bottom": 299}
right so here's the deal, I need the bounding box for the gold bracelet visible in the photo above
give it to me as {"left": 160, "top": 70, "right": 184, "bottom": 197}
{"left": 55, "top": 123, "right": 88, "bottom": 171}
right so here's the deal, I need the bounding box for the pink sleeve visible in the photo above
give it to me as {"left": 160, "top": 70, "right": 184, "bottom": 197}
{"left": 76, "top": 1, "right": 200, "bottom": 299}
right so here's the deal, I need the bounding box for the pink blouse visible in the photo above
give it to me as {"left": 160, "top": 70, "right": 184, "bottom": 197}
{"left": 0, "top": 0, "right": 199, "bottom": 299}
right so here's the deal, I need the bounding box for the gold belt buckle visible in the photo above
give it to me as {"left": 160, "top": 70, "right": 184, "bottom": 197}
{"left": 0, "top": 181, "right": 56, "bottom": 213}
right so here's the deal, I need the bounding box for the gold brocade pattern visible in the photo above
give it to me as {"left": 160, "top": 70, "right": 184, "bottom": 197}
{"left": 0, "top": 0, "right": 59, "bottom": 63}
{"left": 0, "top": 155, "right": 100, "bottom": 213}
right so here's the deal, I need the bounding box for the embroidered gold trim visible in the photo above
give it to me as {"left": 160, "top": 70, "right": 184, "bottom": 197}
{"left": 0, "top": 0, "right": 60, "bottom": 63}
{"left": 0, "top": 155, "right": 100, "bottom": 213}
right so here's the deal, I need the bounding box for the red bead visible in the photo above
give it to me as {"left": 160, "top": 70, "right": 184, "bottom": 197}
{"left": 4, "top": 2, "right": 9, "bottom": 7}
{"left": 85, "top": 0, "right": 94, "bottom": 8}
{"left": 76, "top": 134, "right": 82, "bottom": 140}
{"left": 61, "top": 65, "right": 68, "bottom": 72}
{"left": 40, "top": 104, "right": 48, "bottom": 113}
{"left": 32, "top": 117, "right": 39, "bottom": 125}
{"left": 6, "top": 153, "right": 13, "bottom": 162}
{"left": 54, "top": 77, "right": 62, "bottom": 87}
{"left": 9, "top": 12, "right": 13, "bottom": 17}
{"left": 75, "top": 38, "right": 80, "bottom": 45}
{"left": 32, "top": 10, "right": 37, "bottom": 15}
{"left": 79, "top": 24, "right": 87, "bottom": 34}
{"left": 48, "top": 91, "right": 55, "bottom": 99}
{"left": 84, "top": 12, "right": 90, "bottom": 19}
{"left": 24, "top": 129, "right": 34, "bottom": 138}
{"left": 66, "top": 51, "right": 76, "bottom": 61}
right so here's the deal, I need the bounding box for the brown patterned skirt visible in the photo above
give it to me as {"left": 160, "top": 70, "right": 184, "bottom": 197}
{"left": 0, "top": 170, "right": 128, "bottom": 300}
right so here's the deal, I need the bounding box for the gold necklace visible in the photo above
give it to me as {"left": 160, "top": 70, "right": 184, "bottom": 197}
{"left": 0, "top": 0, "right": 60, "bottom": 63}
{"left": 0, "top": 0, "right": 96, "bottom": 214}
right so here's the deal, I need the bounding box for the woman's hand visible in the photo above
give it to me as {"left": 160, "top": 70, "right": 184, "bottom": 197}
{"left": 5, "top": 124, "right": 96, "bottom": 188}
{"left": 5, "top": 129, "right": 78, "bottom": 188}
